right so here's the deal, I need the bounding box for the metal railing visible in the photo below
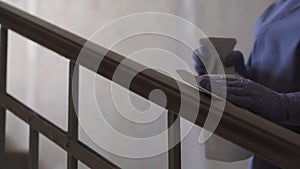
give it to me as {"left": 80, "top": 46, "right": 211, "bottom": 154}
{"left": 0, "top": 1, "right": 299, "bottom": 169}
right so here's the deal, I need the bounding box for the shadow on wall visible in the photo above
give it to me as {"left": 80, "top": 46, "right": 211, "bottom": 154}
{"left": 5, "top": 137, "right": 45, "bottom": 169}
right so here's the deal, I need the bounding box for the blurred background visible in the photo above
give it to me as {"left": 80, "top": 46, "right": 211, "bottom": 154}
{"left": 2, "top": 0, "right": 276, "bottom": 168}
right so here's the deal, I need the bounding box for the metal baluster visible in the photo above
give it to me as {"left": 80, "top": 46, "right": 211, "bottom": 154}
{"left": 168, "top": 112, "right": 181, "bottom": 169}
{"left": 28, "top": 128, "right": 39, "bottom": 169}
{"left": 0, "top": 26, "right": 8, "bottom": 169}
{"left": 68, "top": 61, "right": 79, "bottom": 169}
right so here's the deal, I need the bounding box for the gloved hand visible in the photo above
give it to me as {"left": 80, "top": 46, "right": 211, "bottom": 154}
{"left": 192, "top": 45, "right": 208, "bottom": 76}
{"left": 192, "top": 45, "right": 226, "bottom": 75}
{"left": 200, "top": 76, "right": 289, "bottom": 122}
{"left": 223, "top": 51, "right": 252, "bottom": 79}
{"left": 193, "top": 46, "right": 252, "bottom": 78}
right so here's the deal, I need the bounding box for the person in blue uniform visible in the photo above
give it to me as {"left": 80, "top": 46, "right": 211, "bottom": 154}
{"left": 193, "top": 0, "right": 300, "bottom": 168}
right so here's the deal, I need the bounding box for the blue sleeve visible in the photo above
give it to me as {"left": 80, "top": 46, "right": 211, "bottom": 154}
{"left": 283, "top": 92, "right": 300, "bottom": 126}
{"left": 245, "top": 2, "right": 277, "bottom": 71}
{"left": 246, "top": 0, "right": 286, "bottom": 70}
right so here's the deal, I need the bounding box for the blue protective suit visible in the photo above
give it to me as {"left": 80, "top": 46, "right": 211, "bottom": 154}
{"left": 245, "top": 0, "right": 300, "bottom": 168}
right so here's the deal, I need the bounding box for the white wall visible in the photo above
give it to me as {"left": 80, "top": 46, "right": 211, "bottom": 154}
{"left": 2, "top": 0, "right": 276, "bottom": 169}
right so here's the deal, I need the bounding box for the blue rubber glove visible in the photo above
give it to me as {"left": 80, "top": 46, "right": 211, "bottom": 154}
{"left": 200, "top": 76, "right": 289, "bottom": 123}
{"left": 192, "top": 45, "right": 208, "bottom": 76}
{"left": 192, "top": 45, "right": 227, "bottom": 75}
{"left": 223, "top": 51, "right": 252, "bottom": 79}
{"left": 193, "top": 47, "right": 252, "bottom": 78}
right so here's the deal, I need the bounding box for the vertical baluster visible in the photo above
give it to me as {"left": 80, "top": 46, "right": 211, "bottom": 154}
{"left": 168, "top": 112, "right": 181, "bottom": 169}
{"left": 28, "top": 128, "right": 39, "bottom": 169}
{"left": 0, "top": 26, "right": 8, "bottom": 169}
{"left": 68, "top": 60, "right": 79, "bottom": 169}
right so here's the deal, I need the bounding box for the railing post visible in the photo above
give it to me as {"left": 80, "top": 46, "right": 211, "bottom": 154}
{"left": 168, "top": 112, "right": 181, "bottom": 169}
{"left": 0, "top": 25, "right": 8, "bottom": 169}
{"left": 28, "top": 128, "right": 39, "bottom": 169}
{"left": 68, "top": 61, "right": 79, "bottom": 169}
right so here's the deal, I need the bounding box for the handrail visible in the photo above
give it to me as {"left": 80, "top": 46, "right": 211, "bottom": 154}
{"left": 0, "top": 1, "right": 299, "bottom": 168}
